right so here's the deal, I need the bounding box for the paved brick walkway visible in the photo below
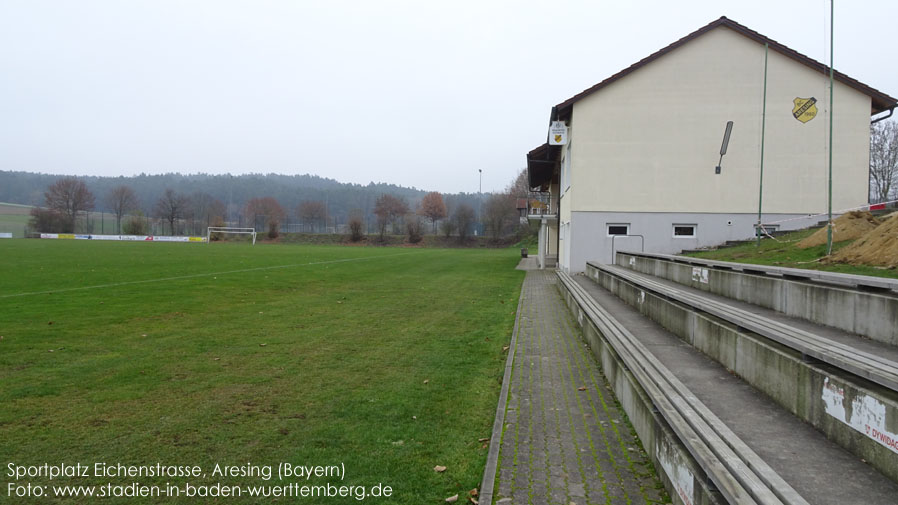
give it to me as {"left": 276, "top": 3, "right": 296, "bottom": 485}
{"left": 491, "top": 270, "right": 666, "bottom": 505}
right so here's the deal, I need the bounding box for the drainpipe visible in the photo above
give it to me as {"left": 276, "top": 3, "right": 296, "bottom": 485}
{"left": 872, "top": 107, "right": 895, "bottom": 124}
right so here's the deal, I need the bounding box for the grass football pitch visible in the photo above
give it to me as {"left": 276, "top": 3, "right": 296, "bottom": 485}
{"left": 0, "top": 240, "right": 525, "bottom": 503}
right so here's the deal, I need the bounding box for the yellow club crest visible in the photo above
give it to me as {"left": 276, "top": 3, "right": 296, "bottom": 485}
{"left": 792, "top": 97, "right": 818, "bottom": 123}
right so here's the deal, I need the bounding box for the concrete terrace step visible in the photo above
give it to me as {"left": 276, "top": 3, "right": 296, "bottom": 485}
{"left": 614, "top": 250, "right": 898, "bottom": 345}
{"left": 559, "top": 272, "right": 898, "bottom": 505}
{"left": 558, "top": 272, "right": 807, "bottom": 505}
{"left": 593, "top": 263, "right": 898, "bottom": 393}
{"left": 587, "top": 262, "right": 898, "bottom": 485}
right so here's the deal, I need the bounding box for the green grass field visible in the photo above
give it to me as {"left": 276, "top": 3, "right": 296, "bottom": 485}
{"left": 0, "top": 240, "right": 525, "bottom": 503}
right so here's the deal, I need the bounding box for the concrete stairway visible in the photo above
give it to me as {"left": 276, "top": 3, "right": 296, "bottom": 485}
{"left": 555, "top": 253, "right": 898, "bottom": 505}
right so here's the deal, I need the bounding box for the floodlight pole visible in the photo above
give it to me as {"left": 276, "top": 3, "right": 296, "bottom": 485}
{"left": 758, "top": 42, "right": 769, "bottom": 247}
{"left": 478, "top": 169, "right": 483, "bottom": 236}
{"left": 826, "top": 0, "right": 835, "bottom": 254}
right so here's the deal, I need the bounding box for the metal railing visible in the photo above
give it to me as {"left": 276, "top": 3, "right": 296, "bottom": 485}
{"left": 525, "top": 193, "right": 557, "bottom": 217}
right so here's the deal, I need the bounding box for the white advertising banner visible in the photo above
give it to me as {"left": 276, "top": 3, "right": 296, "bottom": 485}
{"left": 37, "top": 234, "right": 204, "bottom": 243}
{"left": 0, "top": 232, "right": 13, "bottom": 238}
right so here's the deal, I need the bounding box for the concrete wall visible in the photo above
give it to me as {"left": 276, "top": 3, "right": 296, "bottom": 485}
{"left": 618, "top": 252, "right": 898, "bottom": 345}
{"left": 588, "top": 263, "right": 898, "bottom": 483}
{"left": 563, "top": 210, "right": 820, "bottom": 272}
{"left": 568, "top": 25, "right": 872, "bottom": 216}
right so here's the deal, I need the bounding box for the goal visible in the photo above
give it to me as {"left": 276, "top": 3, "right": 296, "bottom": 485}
{"left": 206, "top": 227, "right": 257, "bottom": 245}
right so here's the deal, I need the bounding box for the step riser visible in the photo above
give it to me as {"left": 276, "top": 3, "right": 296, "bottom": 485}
{"left": 557, "top": 284, "right": 727, "bottom": 505}
{"left": 616, "top": 253, "right": 898, "bottom": 346}
{"left": 588, "top": 264, "right": 898, "bottom": 484}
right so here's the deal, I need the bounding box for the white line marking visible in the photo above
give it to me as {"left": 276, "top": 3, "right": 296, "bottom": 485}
{"left": 1, "top": 252, "right": 415, "bottom": 299}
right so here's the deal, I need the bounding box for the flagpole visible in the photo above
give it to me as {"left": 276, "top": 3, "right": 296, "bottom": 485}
{"left": 826, "top": 0, "right": 834, "bottom": 254}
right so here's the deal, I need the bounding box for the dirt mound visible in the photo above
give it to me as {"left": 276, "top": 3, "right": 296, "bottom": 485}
{"left": 796, "top": 211, "right": 880, "bottom": 248}
{"left": 830, "top": 213, "right": 898, "bottom": 267}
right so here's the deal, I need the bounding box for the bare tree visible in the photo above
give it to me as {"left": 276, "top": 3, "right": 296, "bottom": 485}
{"left": 483, "top": 192, "right": 517, "bottom": 241}
{"left": 373, "top": 194, "right": 409, "bottom": 240}
{"left": 154, "top": 188, "right": 188, "bottom": 235}
{"left": 297, "top": 200, "right": 327, "bottom": 232}
{"left": 245, "top": 197, "right": 286, "bottom": 238}
{"left": 417, "top": 191, "right": 447, "bottom": 234}
{"left": 348, "top": 209, "right": 365, "bottom": 242}
{"left": 871, "top": 120, "right": 898, "bottom": 203}
{"left": 189, "top": 192, "right": 225, "bottom": 234}
{"left": 453, "top": 204, "right": 475, "bottom": 241}
{"left": 407, "top": 215, "right": 424, "bottom": 243}
{"left": 507, "top": 168, "right": 530, "bottom": 198}
{"left": 44, "top": 177, "right": 95, "bottom": 232}
{"left": 105, "top": 185, "right": 139, "bottom": 234}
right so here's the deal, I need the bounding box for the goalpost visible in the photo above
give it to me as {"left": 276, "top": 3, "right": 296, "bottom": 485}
{"left": 207, "top": 227, "right": 257, "bottom": 245}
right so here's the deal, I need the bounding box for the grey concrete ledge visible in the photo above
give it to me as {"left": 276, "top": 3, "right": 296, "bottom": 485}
{"left": 614, "top": 250, "right": 898, "bottom": 293}
{"left": 612, "top": 252, "right": 898, "bottom": 346}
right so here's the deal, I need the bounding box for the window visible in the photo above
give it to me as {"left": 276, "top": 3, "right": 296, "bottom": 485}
{"left": 673, "top": 224, "right": 696, "bottom": 238}
{"left": 607, "top": 224, "right": 629, "bottom": 236}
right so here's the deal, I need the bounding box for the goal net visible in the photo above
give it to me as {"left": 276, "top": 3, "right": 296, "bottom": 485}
{"left": 207, "top": 227, "right": 257, "bottom": 245}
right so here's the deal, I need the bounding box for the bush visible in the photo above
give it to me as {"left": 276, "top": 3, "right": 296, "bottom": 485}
{"left": 122, "top": 212, "right": 148, "bottom": 235}
{"left": 349, "top": 216, "right": 364, "bottom": 242}
{"left": 29, "top": 207, "right": 69, "bottom": 233}
{"left": 407, "top": 218, "right": 423, "bottom": 244}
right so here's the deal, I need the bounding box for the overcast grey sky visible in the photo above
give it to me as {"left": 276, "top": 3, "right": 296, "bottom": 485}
{"left": 1, "top": 0, "right": 895, "bottom": 194}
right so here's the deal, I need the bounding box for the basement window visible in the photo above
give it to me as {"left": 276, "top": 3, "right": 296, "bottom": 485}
{"left": 607, "top": 224, "right": 630, "bottom": 236}
{"left": 673, "top": 224, "right": 697, "bottom": 238}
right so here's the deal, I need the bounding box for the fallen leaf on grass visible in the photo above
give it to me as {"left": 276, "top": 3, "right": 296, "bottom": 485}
{"left": 433, "top": 465, "right": 447, "bottom": 472}
{"left": 259, "top": 343, "right": 267, "bottom": 347}
{"left": 480, "top": 442, "right": 488, "bottom": 449}
{"left": 423, "top": 379, "right": 429, "bottom": 384}
{"left": 445, "top": 495, "right": 458, "bottom": 503}
{"left": 469, "top": 488, "right": 478, "bottom": 497}
{"left": 577, "top": 386, "right": 587, "bottom": 391}
{"left": 213, "top": 357, "right": 220, "bottom": 361}
{"left": 502, "top": 346, "right": 509, "bottom": 352}
{"left": 478, "top": 438, "right": 489, "bottom": 443}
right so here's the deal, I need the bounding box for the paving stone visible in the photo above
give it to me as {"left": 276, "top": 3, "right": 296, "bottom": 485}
{"left": 489, "top": 271, "right": 665, "bottom": 504}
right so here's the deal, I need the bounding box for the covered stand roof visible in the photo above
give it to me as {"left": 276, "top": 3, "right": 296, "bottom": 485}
{"left": 526, "top": 143, "right": 561, "bottom": 191}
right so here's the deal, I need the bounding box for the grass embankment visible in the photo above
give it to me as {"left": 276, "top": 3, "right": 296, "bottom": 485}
{"left": 685, "top": 228, "right": 898, "bottom": 279}
{"left": 0, "top": 240, "right": 524, "bottom": 504}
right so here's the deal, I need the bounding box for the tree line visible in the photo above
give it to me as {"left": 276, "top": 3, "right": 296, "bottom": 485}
{"left": 25, "top": 169, "right": 533, "bottom": 242}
